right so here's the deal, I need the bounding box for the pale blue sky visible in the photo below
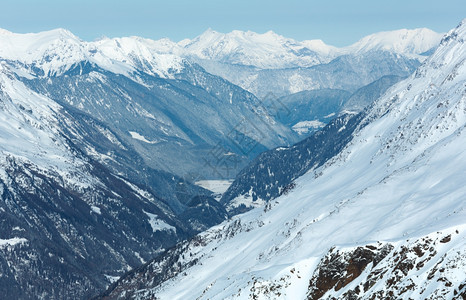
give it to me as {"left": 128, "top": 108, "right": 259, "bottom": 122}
{"left": 1, "top": 0, "right": 465, "bottom": 46}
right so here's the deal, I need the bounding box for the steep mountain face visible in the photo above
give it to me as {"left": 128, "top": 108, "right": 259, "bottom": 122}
{"left": 0, "top": 64, "right": 202, "bottom": 299}
{"left": 101, "top": 20, "right": 466, "bottom": 300}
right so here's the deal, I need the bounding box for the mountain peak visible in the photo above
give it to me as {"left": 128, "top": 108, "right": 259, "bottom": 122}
{"left": 0, "top": 28, "right": 85, "bottom": 76}
{"left": 197, "top": 28, "right": 222, "bottom": 39}
{"left": 47, "top": 27, "right": 80, "bottom": 40}
{"left": 302, "top": 39, "right": 339, "bottom": 57}
{"left": 346, "top": 27, "right": 444, "bottom": 55}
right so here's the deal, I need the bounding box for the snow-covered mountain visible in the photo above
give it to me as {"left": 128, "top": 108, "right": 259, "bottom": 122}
{"left": 343, "top": 28, "right": 443, "bottom": 57}
{"left": 190, "top": 49, "right": 424, "bottom": 98}
{"left": 0, "top": 27, "right": 299, "bottom": 299}
{"left": 102, "top": 20, "right": 466, "bottom": 300}
{"left": 0, "top": 24, "right": 454, "bottom": 299}
{"left": 179, "top": 29, "right": 324, "bottom": 69}
{"left": 1, "top": 26, "right": 440, "bottom": 98}
{"left": 0, "top": 28, "right": 185, "bottom": 79}
{"left": 177, "top": 28, "right": 443, "bottom": 69}
{"left": 0, "top": 26, "right": 434, "bottom": 98}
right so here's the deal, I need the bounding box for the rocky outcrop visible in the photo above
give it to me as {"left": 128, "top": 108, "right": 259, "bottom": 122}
{"left": 307, "top": 229, "right": 466, "bottom": 299}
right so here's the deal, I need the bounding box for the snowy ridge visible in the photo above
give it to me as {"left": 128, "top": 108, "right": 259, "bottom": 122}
{"left": 0, "top": 28, "right": 187, "bottom": 79}
{"left": 103, "top": 20, "right": 466, "bottom": 299}
{"left": 0, "top": 28, "right": 87, "bottom": 77}
{"left": 0, "top": 26, "right": 443, "bottom": 78}
{"left": 90, "top": 36, "right": 186, "bottom": 78}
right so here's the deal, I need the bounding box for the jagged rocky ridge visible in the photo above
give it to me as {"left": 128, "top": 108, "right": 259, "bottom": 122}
{"left": 101, "top": 20, "right": 466, "bottom": 300}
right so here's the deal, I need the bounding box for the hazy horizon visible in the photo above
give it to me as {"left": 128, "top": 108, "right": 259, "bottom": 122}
{"left": 1, "top": 0, "right": 465, "bottom": 47}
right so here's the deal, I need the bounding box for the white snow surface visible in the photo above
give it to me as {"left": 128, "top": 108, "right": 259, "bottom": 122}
{"left": 91, "top": 206, "right": 102, "bottom": 215}
{"left": 137, "top": 20, "right": 466, "bottom": 299}
{"left": 291, "top": 120, "right": 326, "bottom": 135}
{"left": 195, "top": 180, "right": 233, "bottom": 195}
{"left": 344, "top": 28, "right": 443, "bottom": 56}
{"left": 0, "top": 237, "right": 28, "bottom": 248}
{"left": 143, "top": 211, "right": 176, "bottom": 233}
{"left": 129, "top": 131, "right": 159, "bottom": 144}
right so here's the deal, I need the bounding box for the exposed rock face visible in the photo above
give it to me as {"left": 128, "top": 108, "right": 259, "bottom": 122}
{"left": 307, "top": 244, "right": 394, "bottom": 299}
{"left": 307, "top": 229, "right": 466, "bottom": 300}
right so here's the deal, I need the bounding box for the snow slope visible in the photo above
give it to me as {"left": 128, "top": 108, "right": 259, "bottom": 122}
{"left": 102, "top": 20, "right": 466, "bottom": 300}
{"left": 0, "top": 61, "right": 92, "bottom": 188}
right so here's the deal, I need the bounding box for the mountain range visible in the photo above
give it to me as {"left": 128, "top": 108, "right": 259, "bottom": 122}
{"left": 0, "top": 21, "right": 461, "bottom": 300}
{"left": 157, "top": 27, "right": 443, "bottom": 68}
{"left": 170, "top": 28, "right": 443, "bottom": 97}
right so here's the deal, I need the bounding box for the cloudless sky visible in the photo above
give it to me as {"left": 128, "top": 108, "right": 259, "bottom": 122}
{"left": 1, "top": 0, "right": 465, "bottom": 46}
